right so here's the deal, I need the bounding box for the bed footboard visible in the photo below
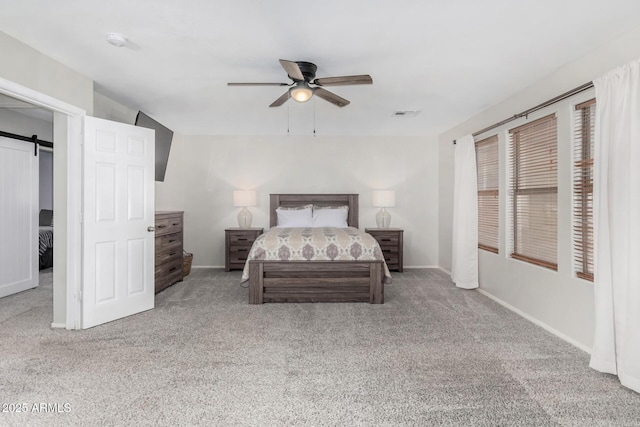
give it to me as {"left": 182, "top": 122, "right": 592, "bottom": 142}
{"left": 248, "top": 260, "right": 384, "bottom": 304}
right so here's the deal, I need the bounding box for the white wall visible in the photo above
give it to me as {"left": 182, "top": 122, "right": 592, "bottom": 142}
{"left": 156, "top": 134, "right": 439, "bottom": 269}
{"left": 438, "top": 25, "right": 640, "bottom": 350}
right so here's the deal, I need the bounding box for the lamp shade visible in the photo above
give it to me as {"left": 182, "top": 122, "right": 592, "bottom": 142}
{"left": 372, "top": 190, "right": 395, "bottom": 207}
{"left": 233, "top": 190, "right": 257, "bottom": 207}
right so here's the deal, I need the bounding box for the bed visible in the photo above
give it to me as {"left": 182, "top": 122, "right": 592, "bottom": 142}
{"left": 243, "top": 194, "right": 391, "bottom": 304}
{"left": 39, "top": 209, "right": 54, "bottom": 270}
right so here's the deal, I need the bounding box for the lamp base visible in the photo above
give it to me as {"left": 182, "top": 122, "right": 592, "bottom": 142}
{"left": 376, "top": 208, "right": 391, "bottom": 228}
{"left": 237, "top": 207, "right": 253, "bottom": 229}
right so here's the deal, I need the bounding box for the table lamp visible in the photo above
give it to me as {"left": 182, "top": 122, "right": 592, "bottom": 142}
{"left": 372, "top": 190, "right": 395, "bottom": 228}
{"left": 233, "top": 190, "right": 257, "bottom": 229}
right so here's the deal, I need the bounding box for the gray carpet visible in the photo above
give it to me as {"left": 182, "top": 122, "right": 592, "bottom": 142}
{"left": 0, "top": 268, "right": 638, "bottom": 427}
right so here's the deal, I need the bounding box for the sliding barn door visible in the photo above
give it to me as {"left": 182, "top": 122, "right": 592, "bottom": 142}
{"left": 82, "top": 117, "right": 155, "bottom": 329}
{"left": 0, "top": 137, "right": 38, "bottom": 298}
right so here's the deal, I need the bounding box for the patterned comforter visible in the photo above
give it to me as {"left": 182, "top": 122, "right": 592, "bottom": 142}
{"left": 241, "top": 227, "right": 392, "bottom": 283}
{"left": 39, "top": 226, "right": 53, "bottom": 256}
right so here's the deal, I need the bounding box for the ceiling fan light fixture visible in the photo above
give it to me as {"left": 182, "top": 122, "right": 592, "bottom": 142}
{"left": 290, "top": 83, "right": 313, "bottom": 103}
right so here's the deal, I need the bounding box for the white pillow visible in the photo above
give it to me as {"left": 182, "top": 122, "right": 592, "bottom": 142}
{"left": 276, "top": 205, "right": 313, "bottom": 227}
{"left": 312, "top": 205, "right": 349, "bottom": 228}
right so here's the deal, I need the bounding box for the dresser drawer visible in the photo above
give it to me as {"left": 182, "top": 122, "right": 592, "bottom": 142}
{"left": 155, "top": 215, "right": 183, "bottom": 237}
{"left": 155, "top": 211, "right": 184, "bottom": 293}
{"left": 155, "top": 258, "right": 182, "bottom": 279}
{"left": 156, "top": 233, "right": 182, "bottom": 252}
{"left": 156, "top": 246, "right": 182, "bottom": 265}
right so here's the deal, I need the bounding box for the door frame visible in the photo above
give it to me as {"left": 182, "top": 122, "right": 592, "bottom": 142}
{"left": 0, "top": 76, "right": 84, "bottom": 329}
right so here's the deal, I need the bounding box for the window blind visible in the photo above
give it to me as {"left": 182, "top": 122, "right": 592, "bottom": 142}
{"left": 508, "top": 114, "right": 558, "bottom": 270}
{"left": 573, "top": 99, "right": 595, "bottom": 281}
{"left": 476, "top": 135, "right": 499, "bottom": 253}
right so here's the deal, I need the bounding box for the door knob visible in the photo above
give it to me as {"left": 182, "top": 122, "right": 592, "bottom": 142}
{"left": 147, "top": 226, "right": 155, "bottom": 232}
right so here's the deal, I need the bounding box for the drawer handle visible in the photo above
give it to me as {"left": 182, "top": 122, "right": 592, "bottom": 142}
{"left": 169, "top": 252, "right": 177, "bottom": 256}
{"left": 381, "top": 238, "right": 391, "bottom": 242}
{"left": 157, "top": 225, "right": 167, "bottom": 229}
{"left": 237, "top": 249, "right": 248, "bottom": 252}
{"left": 238, "top": 238, "right": 248, "bottom": 241}
{"left": 168, "top": 267, "right": 177, "bottom": 272}
{"left": 168, "top": 239, "right": 176, "bottom": 243}
{"left": 172, "top": 222, "right": 180, "bottom": 226}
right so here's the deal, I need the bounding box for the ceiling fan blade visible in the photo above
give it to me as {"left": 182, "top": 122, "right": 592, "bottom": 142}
{"left": 313, "top": 74, "right": 373, "bottom": 86}
{"left": 227, "top": 82, "right": 289, "bottom": 86}
{"left": 313, "top": 88, "right": 350, "bottom": 107}
{"left": 279, "top": 59, "right": 305, "bottom": 81}
{"left": 269, "top": 91, "right": 290, "bottom": 107}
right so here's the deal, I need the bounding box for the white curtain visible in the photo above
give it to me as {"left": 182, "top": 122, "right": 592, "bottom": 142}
{"left": 451, "top": 134, "right": 479, "bottom": 289}
{"left": 590, "top": 58, "right": 640, "bottom": 393}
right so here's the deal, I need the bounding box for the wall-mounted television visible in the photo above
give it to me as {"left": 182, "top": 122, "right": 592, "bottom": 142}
{"left": 134, "top": 111, "right": 174, "bottom": 182}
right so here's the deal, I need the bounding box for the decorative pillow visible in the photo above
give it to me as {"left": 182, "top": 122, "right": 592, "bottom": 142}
{"left": 276, "top": 205, "right": 313, "bottom": 227}
{"left": 312, "top": 205, "right": 349, "bottom": 228}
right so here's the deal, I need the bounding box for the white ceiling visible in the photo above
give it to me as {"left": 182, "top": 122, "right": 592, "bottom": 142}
{"left": 1, "top": 0, "right": 639, "bottom": 136}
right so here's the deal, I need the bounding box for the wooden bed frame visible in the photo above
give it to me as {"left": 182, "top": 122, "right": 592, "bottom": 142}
{"left": 248, "top": 194, "right": 385, "bottom": 304}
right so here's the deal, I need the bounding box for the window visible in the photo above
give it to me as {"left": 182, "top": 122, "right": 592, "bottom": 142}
{"left": 508, "top": 114, "right": 558, "bottom": 270}
{"left": 573, "top": 99, "right": 595, "bottom": 281}
{"left": 476, "top": 135, "right": 499, "bottom": 253}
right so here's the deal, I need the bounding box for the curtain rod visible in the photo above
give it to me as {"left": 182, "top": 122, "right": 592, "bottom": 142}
{"left": 452, "top": 81, "right": 594, "bottom": 144}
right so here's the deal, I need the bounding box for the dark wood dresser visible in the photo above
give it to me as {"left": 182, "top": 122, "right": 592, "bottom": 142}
{"left": 155, "top": 211, "right": 184, "bottom": 293}
{"left": 365, "top": 228, "right": 404, "bottom": 272}
{"left": 225, "top": 227, "right": 263, "bottom": 271}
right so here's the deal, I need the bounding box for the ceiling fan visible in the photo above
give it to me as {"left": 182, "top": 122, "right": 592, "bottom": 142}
{"left": 227, "top": 59, "right": 373, "bottom": 108}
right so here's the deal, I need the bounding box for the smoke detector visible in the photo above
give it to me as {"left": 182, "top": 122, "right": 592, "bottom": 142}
{"left": 106, "top": 32, "right": 127, "bottom": 47}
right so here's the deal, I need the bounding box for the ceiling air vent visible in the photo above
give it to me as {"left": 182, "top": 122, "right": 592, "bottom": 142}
{"left": 392, "top": 110, "right": 420, "bottom": 117}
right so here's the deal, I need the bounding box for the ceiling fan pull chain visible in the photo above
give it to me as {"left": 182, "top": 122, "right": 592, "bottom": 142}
{"left": 313, "top": 97, "right": 316, "bottom": 137}
{"left": 287, "top": 102, "right": 290, "bottom": 136}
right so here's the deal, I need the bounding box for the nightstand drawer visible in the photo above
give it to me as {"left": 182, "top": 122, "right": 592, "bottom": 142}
{"left": 366, "top": 228, "right": 404, "bottom": 273}
{"left": 375, "top": 234, "right": 400, "bottom": 246}
{"left": 229, "top": 248, "right": 251, "bottom": 264}
{"left": 228, "top": 232, "right": 259, "bottom": 246}
{"left": 225, "top": 227, "right": 264, "bottom": 271}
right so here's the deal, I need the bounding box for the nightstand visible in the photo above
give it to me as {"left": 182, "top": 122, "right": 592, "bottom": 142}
{"left": 225, "top": 227, "right": 263, "bottom": 271}
{"left": 365, "top": 228, "right": 404, "bottom": 272}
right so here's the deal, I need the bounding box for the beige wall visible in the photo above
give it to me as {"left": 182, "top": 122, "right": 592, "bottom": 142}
{"left": 156, "top": 135, "right": 440, "bottom": 269}
{"left": 438, "top": 25, "right": 640, "bottom": 350}
{"left": 0, "top": 31, "right": 95, "bottom": 327}
{"left": 0, "top": 32, "right": 93, "bottom": 114}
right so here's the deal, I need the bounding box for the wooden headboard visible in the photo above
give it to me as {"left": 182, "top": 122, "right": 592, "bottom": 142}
{"left": 269, "top": 194, "right": 359, "bottom": 228}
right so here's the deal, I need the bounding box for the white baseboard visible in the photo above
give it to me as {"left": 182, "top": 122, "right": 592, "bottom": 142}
{"left": 50, "top": 322, "right": 66, "bottom": 329}
{"left": 192, "top": 265, "right": 224, "bottom": 269}
{"left": 404, "top": 265, "right": 440, "bottom": 269}
{"left": 477, "top": 289, "right": 592, "bottom": 354}
{"left": 437, "top": 266, "right": 452, "bottom": 275}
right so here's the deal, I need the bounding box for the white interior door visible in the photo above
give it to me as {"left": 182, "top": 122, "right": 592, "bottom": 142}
{"left": 82, "top": 117, "right": 155, "bottom": 329}
{"left": 0, "top": 137, "right": 38, "bottom": 298}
